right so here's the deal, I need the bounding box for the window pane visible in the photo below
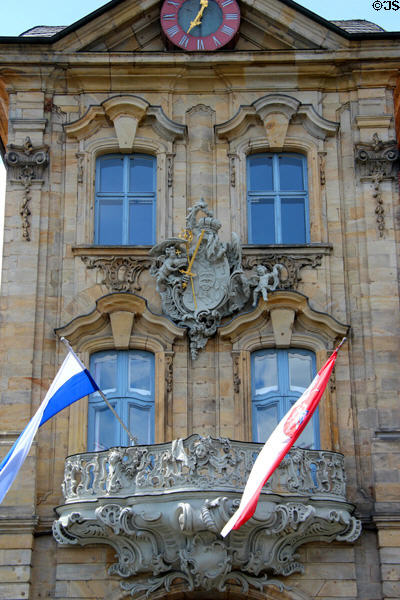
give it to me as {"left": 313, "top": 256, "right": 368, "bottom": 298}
{"left": 129, "top": 201, "right": 154, "bottom": 245}
{"left": 93, "top": 353, "right": 117, "bottom": 393}
{"left": 129, "top": 156, "right": 154, "bottom": 193}
{"left": 128, "top": 353, "right": 153, "bottom": 396}
{"left": 281, "top": 198, "right": 306, "bottom": 244}
{"left": 248, "top": 155, "right": 273, "bottom": 191}
{"left": 249, "top": 198, "right": 275, "bottom": 244}
{"left": 128, "top": 404, "right": 153, "bottom": 445}
{"left": 279, "top": 156, "right": 304, "bottom": 191}
{"left": 99, "top": 157, "right": 124, "bottom": 193}
{"left": 93, "top": 405, "right": 118, "bottom": 451}
{"left": 97, "top": 200, "right": 123, "bottom": 244}
{"left": 254, "top": 351, "right": 278, "bottom": 395}
{"left": 289, "top": 352, "right": 313, "bottom": 392}
{"left": 255, "top": 403, "right": 279, "bottom": 443}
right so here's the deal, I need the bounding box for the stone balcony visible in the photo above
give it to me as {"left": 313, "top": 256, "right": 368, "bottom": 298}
{"left": 53, "top": 434, "right": 361, "bottom": 598}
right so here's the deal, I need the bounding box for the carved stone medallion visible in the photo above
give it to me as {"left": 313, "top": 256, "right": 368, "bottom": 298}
{"left": 150, "top": 200, "right": 282, "bottom": 359}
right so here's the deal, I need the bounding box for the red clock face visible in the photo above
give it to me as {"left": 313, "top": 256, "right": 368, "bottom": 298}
{"left": 161, "top": 0, "right": 241, "bottom": 52}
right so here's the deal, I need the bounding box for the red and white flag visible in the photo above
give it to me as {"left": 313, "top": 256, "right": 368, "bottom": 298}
{"left": 221, "top": 338, "right": 346, "bottom": 537}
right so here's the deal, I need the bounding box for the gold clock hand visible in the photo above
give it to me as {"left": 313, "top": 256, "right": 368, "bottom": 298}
{"left": 181, "top": 229, "right": 205, "bottom": 279}
{"left": 187, "top": 0, "right": 208, "bottom": 34}
{"left": 180, "top": 229, "right": 205, "bottom": 311}
{"left": 185, "top": 229, "right": 205, "bottom": 310}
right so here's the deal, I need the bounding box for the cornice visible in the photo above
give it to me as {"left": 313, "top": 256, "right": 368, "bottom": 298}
{"left": 1, "top": 48, "right": 400, "bottom": 67}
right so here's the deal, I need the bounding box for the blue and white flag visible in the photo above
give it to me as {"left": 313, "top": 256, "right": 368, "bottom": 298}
{"left": 0, "top": 349, "right": 99, "bottom": 504}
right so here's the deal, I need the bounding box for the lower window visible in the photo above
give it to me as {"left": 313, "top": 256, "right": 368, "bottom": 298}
{"left": 251, "top": 348, "right": 319, "bottom": 449}
{"left": 88, "top": 350, "right": 155, "bottom": 451}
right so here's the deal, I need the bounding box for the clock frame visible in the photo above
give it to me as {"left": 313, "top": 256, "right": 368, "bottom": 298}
{"left": 161, "top": 0, "right": 241, "bottom": 52}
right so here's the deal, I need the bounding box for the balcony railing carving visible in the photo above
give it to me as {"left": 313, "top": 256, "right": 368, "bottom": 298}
{"left": 54, "top": 435, "right": 361, "bottom": 598}
{"left": 62, "top": 434, "right": 346, "bottom": 502}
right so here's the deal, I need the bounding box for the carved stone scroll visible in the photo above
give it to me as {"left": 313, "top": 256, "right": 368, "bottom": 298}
{"left": 76, "top": 152, "right": 84, "bottom": 184}
{"left": 167, "top": 153, "right": 174, "bottom": 187}
{"left": 319, "top": 151, "right": 327, "bottom": 186}
{"left": 5, "top": 136, "right": 49, "bottom": 241}
{"left": 81, "top": 256, "right": 151, "bottom": 292}
{"left": 228, "top": 152, "right": 237, "bottom": 187}
{"left": 355, "top": 133, "right": 399, "bottom": 237}
{"left": 242, "top": 253, "right": 323, "bottom": 290}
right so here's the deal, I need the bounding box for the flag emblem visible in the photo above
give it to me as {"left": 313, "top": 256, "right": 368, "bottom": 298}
{"left": 283, "top": 399, "right": 310, "bottom": 438}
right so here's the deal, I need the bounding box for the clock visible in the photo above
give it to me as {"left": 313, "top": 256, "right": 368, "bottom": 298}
{"left": 161, "top": 0, "right": 241, "bottom": 52}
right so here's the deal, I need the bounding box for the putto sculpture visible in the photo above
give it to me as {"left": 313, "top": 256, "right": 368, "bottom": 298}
{"left": 150, "top": 200, "right": 282, "bottom": 358}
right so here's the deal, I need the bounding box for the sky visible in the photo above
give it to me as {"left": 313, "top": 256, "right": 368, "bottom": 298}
{"left": 0, "top": 0, "right": 399, "bottom": 35}
{"left": 0, "top": 0, "right": 399, "bottom": 279}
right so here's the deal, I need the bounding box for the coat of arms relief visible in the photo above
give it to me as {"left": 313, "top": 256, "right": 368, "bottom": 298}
{"left": 150, "top": 200, "right": 282, "bottom": 359}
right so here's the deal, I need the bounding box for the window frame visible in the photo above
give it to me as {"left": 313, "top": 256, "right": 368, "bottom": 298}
{"left": 246, "top": 152, "right": 310, "bottom": 245}
{"left": 87, "top": 349, "right": 155, "bottom": 451}
{"left": 251, "top": 348, "right": 320, "bottom": 449}
{"left": 94, "top": 153, "right": 157, "bottom": 246}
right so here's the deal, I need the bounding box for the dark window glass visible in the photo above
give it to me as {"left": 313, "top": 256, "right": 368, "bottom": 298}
{"left": 247, "top": 153, "right": 309, "bottom": 244}
{"left": 281, "top": 198, "right": 306, "bottom": 244}
{"left": 95, "top": 154, "right": 156, "bottom": 245}
{"left": 248, "top": 198, "right": 275, "bottom": 245}
{"left": 251, "top": 348, "right": 319, "bottom": 449}
{"left": 88, "top": 350, "right": 155, "bottom": 451}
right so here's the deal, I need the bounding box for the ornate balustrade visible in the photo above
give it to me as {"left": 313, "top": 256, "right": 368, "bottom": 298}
{"left": 61, "top": 434, "right": 346, "bottom": 503}
{"left": 54, "top": 435, "right": 361, "bottom": 598}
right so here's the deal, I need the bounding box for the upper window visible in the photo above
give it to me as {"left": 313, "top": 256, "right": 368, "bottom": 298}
{"left": 247, "top": 153, "right": 309, "bottom": 245}
{"left": 95, "top": 154, "right": 156, "bottom": 245}
{"left": 251, "top": 348, "right": 319, "bottom": 449}
{"left": 88, "top": 350, "right": 155, "bottom": 451}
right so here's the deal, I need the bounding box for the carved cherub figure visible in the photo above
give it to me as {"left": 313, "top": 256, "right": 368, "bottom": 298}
{"left": 154, "top": 245, "right": 187, "bottom": 292}
{"left": 252, "top": 264, "right": 282, "bottom": 306}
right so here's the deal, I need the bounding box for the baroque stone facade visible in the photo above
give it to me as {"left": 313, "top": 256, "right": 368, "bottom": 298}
{"left": 0, "top": 2, "right": 399, "bottom": 600}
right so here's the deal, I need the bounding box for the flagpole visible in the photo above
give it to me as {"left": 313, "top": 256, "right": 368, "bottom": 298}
{"left": 59, "top": 337, "right": 138, "bottom": 446}
{"left": 336, "top": 336, "right": 347, "bottom": 351}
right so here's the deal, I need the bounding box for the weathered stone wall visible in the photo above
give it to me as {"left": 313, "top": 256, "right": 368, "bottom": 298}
{"left": 0, "top": 5, "right": 399, "bottom": 599}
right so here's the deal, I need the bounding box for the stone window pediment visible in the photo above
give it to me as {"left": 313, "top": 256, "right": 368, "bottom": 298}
{"left": 56, "top": 292, "right": 185, "bottom": 453}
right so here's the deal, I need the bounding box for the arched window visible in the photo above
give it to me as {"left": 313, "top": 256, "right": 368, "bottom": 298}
{"left": 95, "top": 154, "right": 156, "bottom": 245}
{"left": 88, "top": 350, "right": 155, "bottom": 451}
{"left": 251, "top": 348, "right": 319, "bottom": 449}
{"left": 247, "top": 153, "right": 309, "bottom": 244}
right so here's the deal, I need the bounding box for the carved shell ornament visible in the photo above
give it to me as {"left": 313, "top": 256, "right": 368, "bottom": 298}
{"left": 150, "top": 199, "right": 282, "bottom": 359}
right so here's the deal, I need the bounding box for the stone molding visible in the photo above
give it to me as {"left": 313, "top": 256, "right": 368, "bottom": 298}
{"left": 4, "top": 135, "right": 49, "bottom": 241}
{"left": 219, "top": 290, "right": 348, "bottom": 349}
{"left": 215, "top": 94, "right": 339, "bottom": 146}
{"left": 64, "top": 94, "right": 187, "bottom": 148}
{"left": 55, "top": 291, "right": 185, "bottom": 351}
{"left": 0, "top": 516, "right": 39, "bottom": 534}
{"left": 54, "top": 435, "right": 360, "bottom": 598}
